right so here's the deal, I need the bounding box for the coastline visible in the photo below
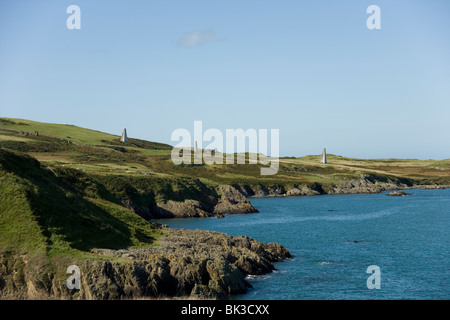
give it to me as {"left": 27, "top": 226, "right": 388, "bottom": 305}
{"left": 247, "top": 184, "right": 449, "bottom": 199}
{"left": 147, "top": 179, "right": 449, "bottom": 220}
{"left": 0, "top": 228, "right": 291, "bottom": 300}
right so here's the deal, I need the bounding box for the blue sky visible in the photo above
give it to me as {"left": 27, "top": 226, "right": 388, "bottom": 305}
{"left": 0, "top": 0, "right": 449, "bottom": 159}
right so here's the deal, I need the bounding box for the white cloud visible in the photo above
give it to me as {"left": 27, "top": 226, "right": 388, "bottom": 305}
{"left": 177, "top": 30, "right": 216, "bottom": 48}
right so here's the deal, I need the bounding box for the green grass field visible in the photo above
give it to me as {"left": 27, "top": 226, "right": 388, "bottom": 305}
{"left": 0, "top": 118, "right": 118, "bottom": 145}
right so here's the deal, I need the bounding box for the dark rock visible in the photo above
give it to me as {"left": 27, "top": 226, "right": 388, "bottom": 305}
{"left": 0, "top": 229, "right": 291, "bottom": 300}
{"left": 157, "top": 199, "right": 213, "bottom": 218}
{"left": 385, "top": 190, "right": 412, "bottom": 196}
{"left": 190, "top": 284, "right": 224, "bottom": 300}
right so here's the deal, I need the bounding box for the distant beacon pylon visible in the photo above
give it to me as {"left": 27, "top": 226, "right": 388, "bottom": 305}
{"left": 321, "top": 148, "right": 327, "bottom": 164}
{"left": 120, "top": 128, "right": 128, "bottom": 143}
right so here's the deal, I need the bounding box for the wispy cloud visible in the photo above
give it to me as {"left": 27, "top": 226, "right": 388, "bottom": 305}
{"left": 177, "top": 30, "right": 216, "bottom": 48}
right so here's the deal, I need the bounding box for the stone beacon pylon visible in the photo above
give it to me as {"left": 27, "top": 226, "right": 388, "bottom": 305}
{"left": 120, "top": 128, "right": 128, "bottom": 143}
{"left": 321, "top": 147, "right": 327, "bottom": 164}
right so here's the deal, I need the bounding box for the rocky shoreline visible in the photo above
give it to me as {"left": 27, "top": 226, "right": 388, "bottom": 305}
{"left": 147, "top": 176, "right": 449, "bottom": 219}
{"left": 0, "top": 228, "right": 291, "bottom": 300}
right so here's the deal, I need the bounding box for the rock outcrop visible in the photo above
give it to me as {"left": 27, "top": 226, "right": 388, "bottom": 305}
{"left": 0, "top": 229, "right": 291, "bottom": 300}
{"left": 120, "top": 183, "right": 259, "bottom": 219}
{"left": 239, "top": 175, "right": 415, "bottom": 198}
{"left": 157, "top": 199, "right": 213, "bottom": 218}
{"left": 151, "top": 185, "right": 259, "bottom": 218}
{"left": 385, "top": 190, "right": 412, "bottom": 196}
{"left": 213, "top": 185, "right": 258, "bottom": 215}
{"left": 325, "top": 175, "right": 408, "bottom": 195}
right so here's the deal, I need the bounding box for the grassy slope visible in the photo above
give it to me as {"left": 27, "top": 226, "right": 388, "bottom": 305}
{"left": 0, "top": 117, "right": 123, "bottom": 147}
{"left": 0, "top": 117, "right": 172, "bottom": 151}
{"left": 0, "top": 148, "right": 164, "bottom": 260}
{"left": 1, "top": 117, "right": 449, "bottom": 190}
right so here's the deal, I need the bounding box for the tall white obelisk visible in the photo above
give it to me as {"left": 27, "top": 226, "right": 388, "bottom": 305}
{"left": 120, "top": 128, "right": 128, "bottom": 143}
{"left": 321, "top": 148, "right": 327, "bottom": 164}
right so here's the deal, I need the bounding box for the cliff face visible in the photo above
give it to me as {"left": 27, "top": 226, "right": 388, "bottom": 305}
{"left": 0, "top": 229, "right": 291, "bottom": 300}
{"left": 115, "top": 182, "right": 259, "bottom": 219}
{"left": 212, "top": 185, "right": 258, "bottom": 215}
{"left": 155, "top": 185, "right": 258, "bottom": 218}
{"left": 240, "top": 176, "right": 414, "bottom": 198}
{"left": 120, "top": 175, "right": 439, "bottom": 219}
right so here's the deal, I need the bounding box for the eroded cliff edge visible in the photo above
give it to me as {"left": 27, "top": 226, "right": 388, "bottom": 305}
{"left": 0, "top": 229, "right": 291, "bottom": 300}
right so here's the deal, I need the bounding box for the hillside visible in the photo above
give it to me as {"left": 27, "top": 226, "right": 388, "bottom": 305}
{"left": 1, "top": 117, "right": 449, "bottom": 185}
{"left": 0, "top": 148, "right": 164, "bottom": 256}
{"left": 1, "top": 117, "right": 450, "bottom": 221}
{"left": 0, "top": 118, "right": 171, "bottom": 148}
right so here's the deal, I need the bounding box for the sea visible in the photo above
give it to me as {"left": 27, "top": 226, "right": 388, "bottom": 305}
{"left": 156, "top": 189, "right": 450, "bottom": 300}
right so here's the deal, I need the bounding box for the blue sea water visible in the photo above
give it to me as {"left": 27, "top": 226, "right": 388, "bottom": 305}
{"left": 156, "top": 189, "right": 450, "bottom": 300}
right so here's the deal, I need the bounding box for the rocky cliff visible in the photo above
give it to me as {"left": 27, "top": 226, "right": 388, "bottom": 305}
{"left": 124, "top": 175, "right": 445, "bottom": 219}
{"left": 232, "top": 175, "right": 447, "bottom": 199}
{"left": 0, "top": 228, "right": 291, "bottom": 300}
